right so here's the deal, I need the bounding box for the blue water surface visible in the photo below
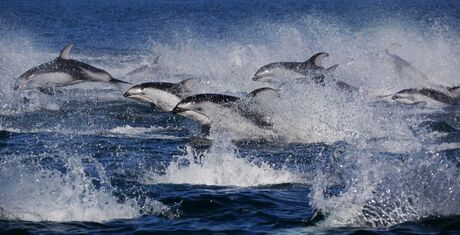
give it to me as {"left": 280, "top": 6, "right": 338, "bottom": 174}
{"left": 0, "top": 0, "right": 460, "bottom": 234}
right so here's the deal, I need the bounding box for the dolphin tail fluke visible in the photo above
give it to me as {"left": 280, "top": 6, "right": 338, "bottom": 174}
{"left": 448, "top": 86, "right": 460, "bottom": 96}
{"left": 110, "top": 78, "right": 132, "bottom": 85}
{"left": 325, "top": 64, "right": 339, "bottom": 74}
{"left": 153, "top": 55, "right": 160, "bottom": 64}
{"left": 447, "top": 86, "right": 460, "bottom": 92}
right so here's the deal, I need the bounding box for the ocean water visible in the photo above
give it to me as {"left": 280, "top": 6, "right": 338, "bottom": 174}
{"left": 1, "top": 0, "right": 460, "bottom": 234}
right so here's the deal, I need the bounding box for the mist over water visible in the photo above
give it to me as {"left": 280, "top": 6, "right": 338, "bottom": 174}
{"left": 0, "top": 0, "right": 459, "bottom": 233}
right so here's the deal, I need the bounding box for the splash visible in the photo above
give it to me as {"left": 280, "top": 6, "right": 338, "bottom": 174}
{"left": 1, "top": 15, "right": 458, "bottom": 145}
{"left": 108, "top": 125, "right": 183, "bottom": 139}
{"left": 0, "top": 152, "right": 170, "bottom": 222}
{"left": 309, "top": 148, "right": 460, "bottom": 227}
{"left": 133, "top": 16, "right": 458, "bottom": 146}
{"left": 145, "top": 134, "right": 302, "bottom": 187}
{"left": 1, "top": 11, "right": 459, "bottom": 229}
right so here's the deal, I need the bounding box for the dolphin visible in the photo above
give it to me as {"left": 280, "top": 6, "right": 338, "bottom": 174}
{"left": 252, "top": 52, "right": 338, "bottom": 84}
{"left": 123, "top": 78, "right": 198, "bottom": 111}
{"left": 124, "top": 55, "right": 161, "bottom": 77}
{"left": 384, "top": 45, "right": 460, "bottom": 108}
{"left": 391, "top": 88, "right": 459, "bottom": 109}
{"left": 385, "top": 46, "right": 441, "bottom": 90}
{"left": 172, "top": 88, "right": 278, "bottom": 128}
{"left": 14, "top": 44, "right": 130, "bottom": 91}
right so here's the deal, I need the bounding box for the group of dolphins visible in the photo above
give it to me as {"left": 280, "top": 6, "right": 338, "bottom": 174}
{"left": 13, "top": 44, "right": 460, "bottom": 136}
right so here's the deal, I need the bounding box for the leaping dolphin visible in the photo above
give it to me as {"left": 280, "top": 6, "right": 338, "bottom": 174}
{"left": 384, "top": 45, "right": 460, "bottom": 108}
{"left": 252, "top": 52, "right": 338, "bottom": 84}
{"left": 172, "top": 88, "right": 278, "bottom": 128}
{"left": 124, "top": 55, "right": 161, "bottom": 77}
{"left": 123, "top": 78, "right": 198, "bottom": 111}
{"left": 385, "top": 46, "right": 440, "bottom": 90}
{"left": 14, "top": 44, "right": 130, "bottom": 90}
{"left": 391, "top": 88, "right": 459, "bottom": 109}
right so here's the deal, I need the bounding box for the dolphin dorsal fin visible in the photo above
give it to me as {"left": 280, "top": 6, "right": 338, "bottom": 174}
{"left": 153, "top": 55, "right": 160, "bottom": 64}
{"left": 385, "top": 43, "right": 402, "bottom": 56}
{"left": 304, "top": 52, "right": 329, "bottom": 67}
{"left": 247, "top": 87, "right": 280, "bottom": 98}
{"left": 178, "top": 78, "right": 200, "bottom": 90}
{"left": 58, "top": 44, "right": 74, "bottom": 59}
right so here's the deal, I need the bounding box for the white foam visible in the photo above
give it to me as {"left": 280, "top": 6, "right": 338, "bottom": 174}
{"left": 145, "top": 134, "right": 303, "bottom": 187}
{"left": 108, "top": 125, "right": 181, "bottom": 139}
{"left": 309, "top": 149, "right": 460, "bottom": 227}
{"left": 0, "top": 153, "right": 171, "bottom": 222}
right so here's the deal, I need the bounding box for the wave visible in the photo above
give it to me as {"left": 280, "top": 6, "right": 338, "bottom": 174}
{"left": 0, "top": 152, "right": 172, "bottom": 222}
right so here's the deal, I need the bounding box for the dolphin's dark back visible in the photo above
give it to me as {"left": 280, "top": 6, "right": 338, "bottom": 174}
{"left": 136, "top": 82, "right": 182, "bottom": 95}
{"left": 56, "top": 58, "right": 131, "bottom": 84}
{"left": 18, "top": 60, "right": 60, "bottom": 79}
{"left": 419, "top": 88, "right": 457, "bottom": 104}
{"left": 180, "top": 94, "right": 240, "bottom": 105}
{"left": 16, "top": 44, "right": 131, "bottom": 88}
{"left": 19, "top": 58, "right": 105, "bottom": 81}
{"left": 395, "top": 88, "right": 458, "bottom": 105}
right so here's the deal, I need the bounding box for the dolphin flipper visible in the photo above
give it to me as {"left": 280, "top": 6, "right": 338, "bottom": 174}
{"left": 247, "top": 87, "right": 280, "bottom": 98}
{"left": 37, "top": 87, "right": 56, "bottom": 96}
